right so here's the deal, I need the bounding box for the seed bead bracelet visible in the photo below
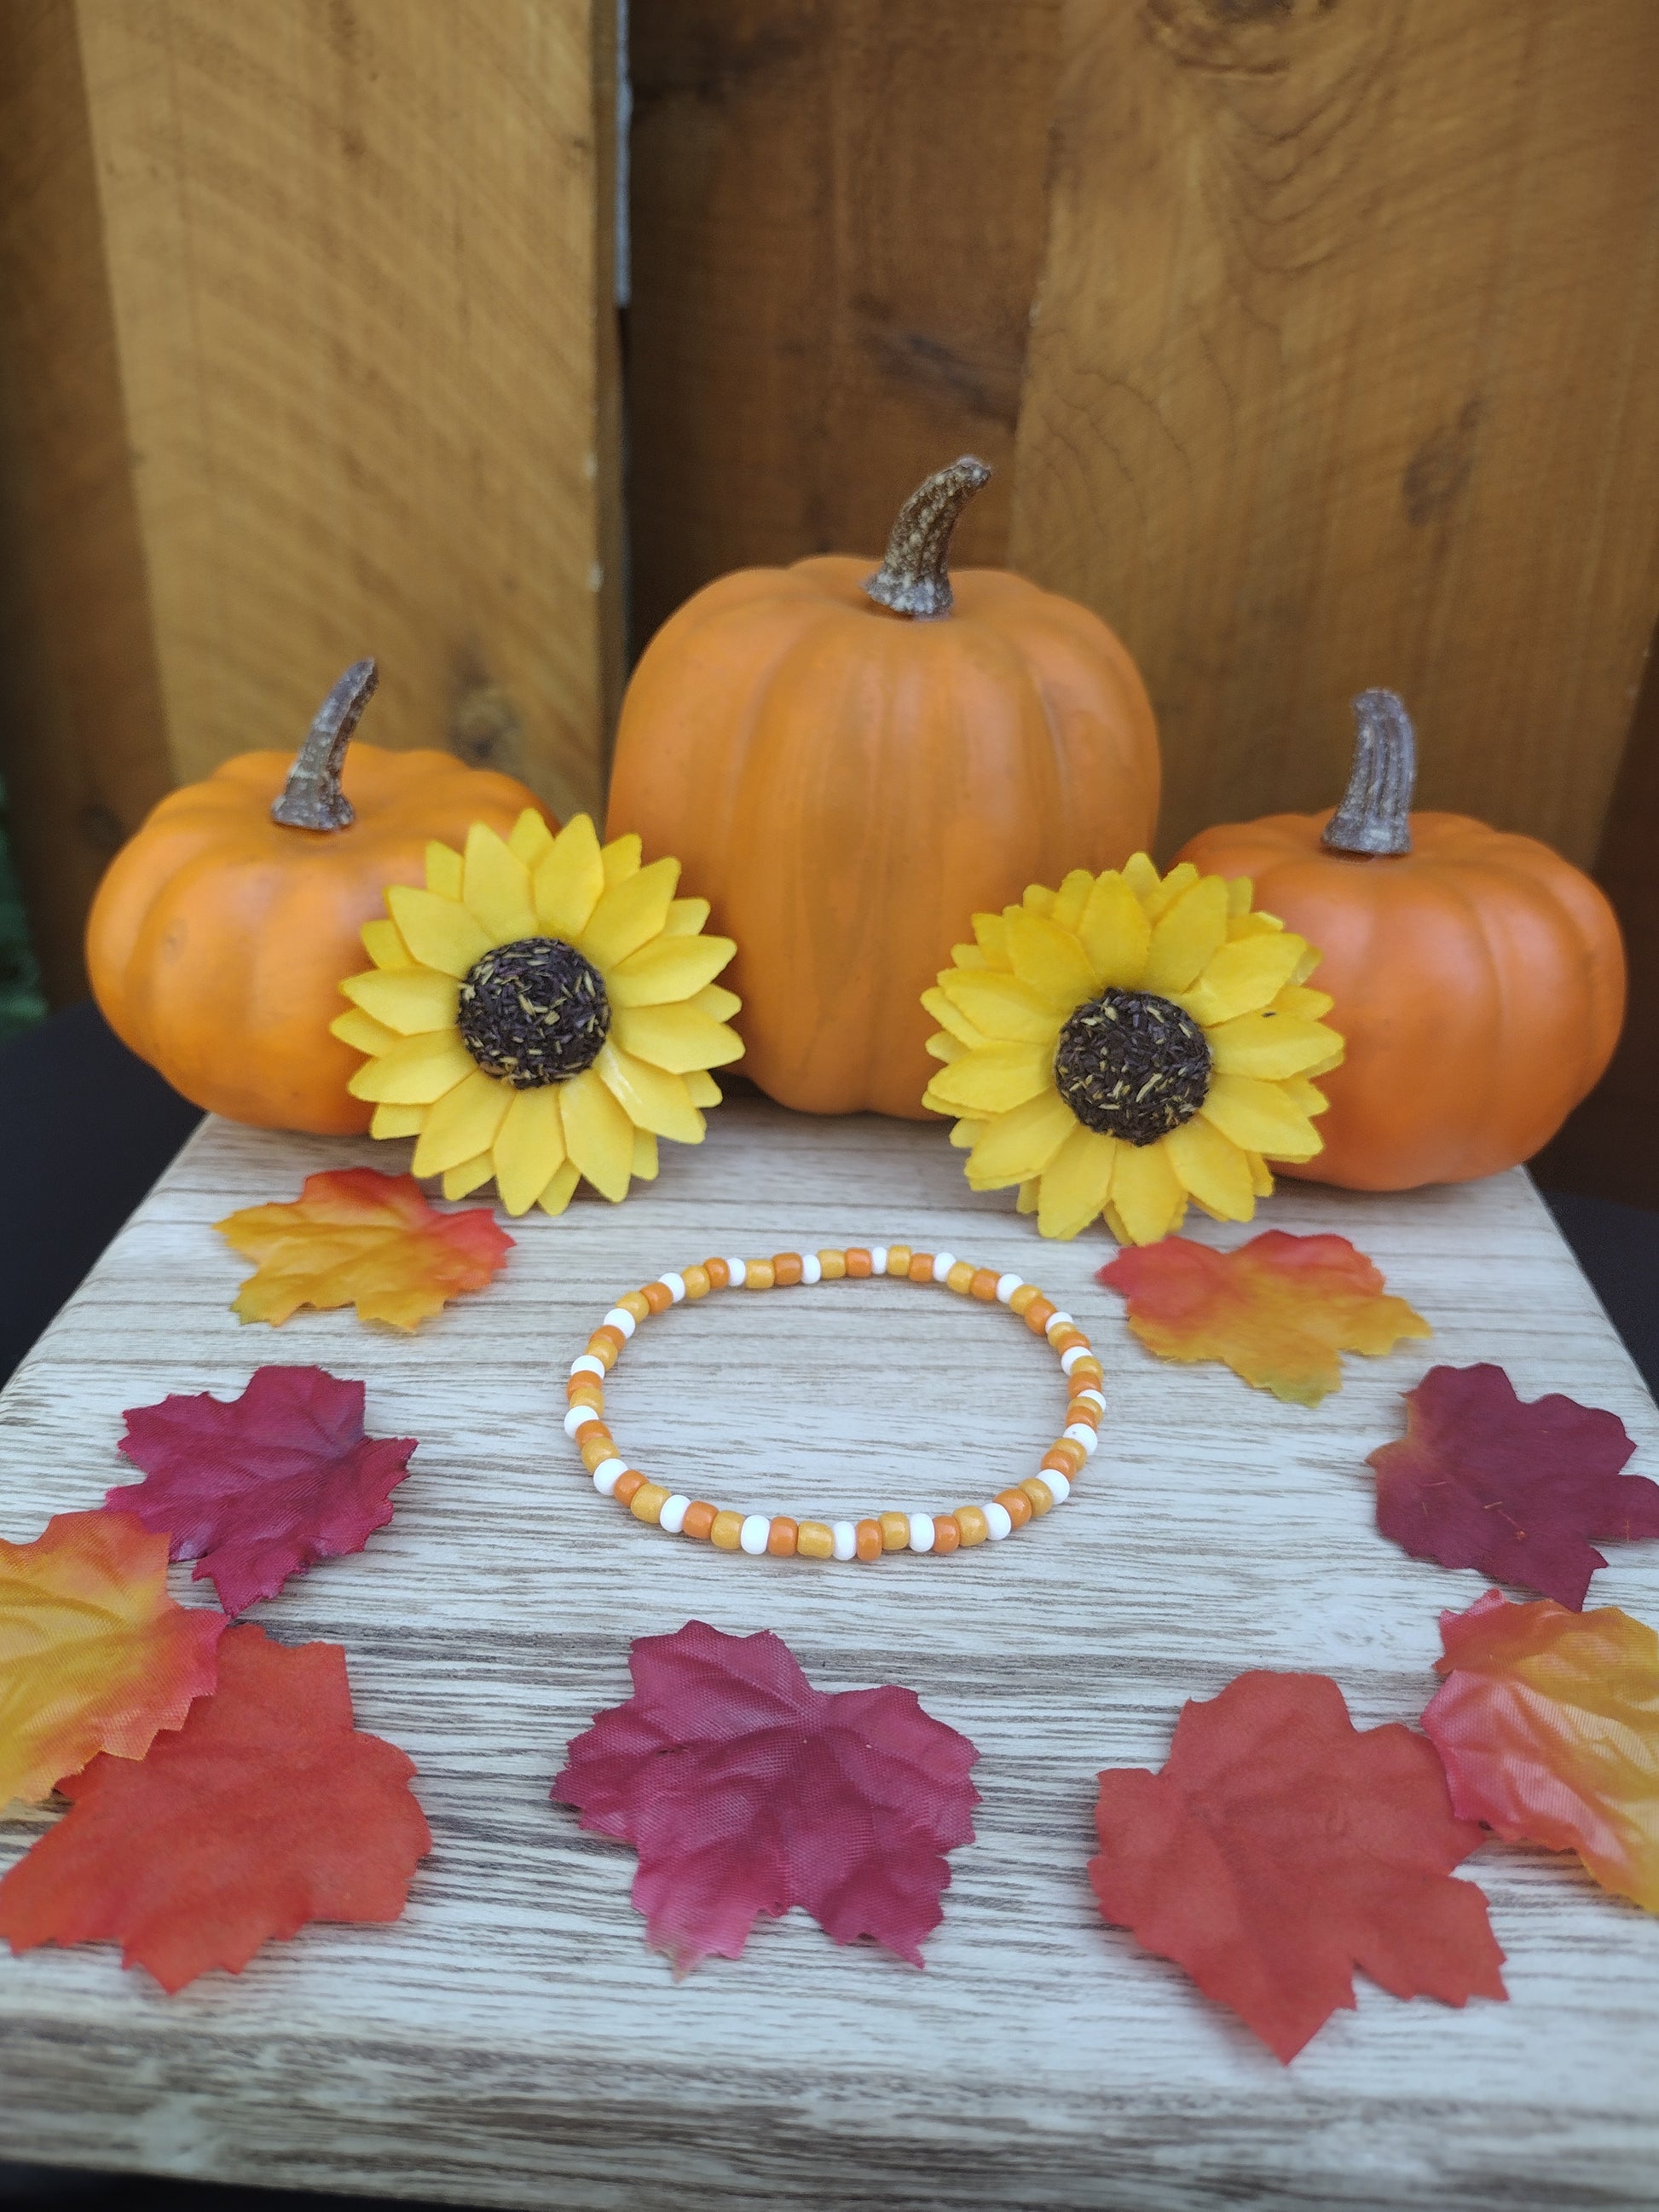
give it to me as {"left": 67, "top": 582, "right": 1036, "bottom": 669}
{"left": 561, "top": 1245, "right": 1106, "bottom": 1563}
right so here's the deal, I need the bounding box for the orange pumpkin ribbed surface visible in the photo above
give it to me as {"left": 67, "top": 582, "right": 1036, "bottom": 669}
{"left": 1176, "top": 690, "right": 1625, "bottom": 1191}
{"left": 607, "top": 459, "right": 1159, "bottom": 1119}
{"left": 86, "top": 662, "right": 554, "bottom": 1134}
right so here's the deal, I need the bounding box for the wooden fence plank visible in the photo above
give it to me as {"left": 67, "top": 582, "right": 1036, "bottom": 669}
{"left": 0, "top": 0, "right": 620, "bottom": 1002}
{"left": 627, "top": 0, "right": 1062, "bottom": 649}
{"left": 1009, "top": 0, "right": 1659, "bottom": 866}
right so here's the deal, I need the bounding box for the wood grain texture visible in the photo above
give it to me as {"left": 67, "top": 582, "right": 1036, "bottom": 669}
{"left": 627, "top": 0, "right": 1061, "bottom": 647}
{"left": 0, "top": 0, "right": 620, "bottom": 1000}
{"left": 3, "top": 1098, "right": 1658, "bottom": 2209}
{"left": 1009, "top": 0, "right": 1659, "bottom": 865}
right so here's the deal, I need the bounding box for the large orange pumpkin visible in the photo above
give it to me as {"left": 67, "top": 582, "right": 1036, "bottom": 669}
{"left": 87, "top": 661, "right": 553, "bottom": 1133}
{"left": 1176, "top": 690, "right": 1625, "bottom": 1190}
{"left": 607, "top": 459, "right": 1159, "bottom": 1118}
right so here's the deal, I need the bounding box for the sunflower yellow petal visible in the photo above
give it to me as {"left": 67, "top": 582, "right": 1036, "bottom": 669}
{"left": 602, "top": 832, "right": 642, "bottom": 887}
{"left": 1110, "top": 1140, "right": 1188, "bottom": 1244}
{"left": 1176, "top": 932, "right": 1307, "bottom": 1026}
{"left": 535, "top": 814, "right": 605, "bottom": 941}
{"left": 361, "top": 917, "right": 413, "bottom": 969}
{"left": 425, "top": 841, "right": 463, "bottom": 898}
{"left": 1016, "top": 1179, "right": 1040, "bottom": 1215}
{"left": 939, "top": 967, "right": 1059, "bottom": 1044}
{"left": 330, "top": 1008, "right": 399, "bottom": 1057}
{"left": 507, "top": 809, "right": 557, "bottom": 868}
{"left": 1142, "top": 875, "right": 1230, "bottom": 996}
{"left": 1078, "top": 871, "right": 1152, "bottom": 990}
{"left": 1272, "top": 984, "right": 1334, "bottom": 1020}
{"left": 972, "top": 911, "right": 1009, "bottom": 965}
{"left": 1227, "top": 908, "right": 1283, "bottom": 941}
{"left": 580, "top": 856, "right": 680, "bottom": 972}
{"left": 685, "top": 1070, "right": 722, "bottom": 1106}
{"left": 1121, "top": 852, "right": 1161, "bottom": 906}
{"left": 1280, "top": 1073, "right": 1335, "bottom": 1116}
{"left": 1141, "top": 860, "right": 1199, "bottom": 922}
{"left": 596, "top": 1040, "right": 705, "bottom": 1143}
{"left": 950, "top": 1118, "right": 983, "bottom": 1152}
{"left": 442, "top": 1154, "right": 494, "bottom": 1200}
{"left": 385, "top": 886, "right": 493, "bottom": 979}
{"left": 348, "top": 1032, "right": 475, "bottom": 1103}
{"left": 1050, "top": 869, "right": 1096, "bottom": 933}
{"left": 1004, "top": 909, "right": 1096, "bottom": 1014}
{"left": 539, "top": 1159, "right": 581, "bottom": 1216}
{"left": 1207, "top": 1011, "right": 1344, "bottom": 1080}
{"left": 951, "top": 942, "right": 990, "bottom": 970}
{"left": 1246, "top": 1151, "right": 1275, "bottom": 1196}
{"left": 661, "top": 896, "right": 711, "bottom": 938}
{"left": 1200, "top": 1072, "right": 1323, "bottom": 1160}
{"left": 1021, "top": 883, "right": 1058, "bottom": 918}
{"left": 1292, "top": 941, "right": 1323, "bottom": 985}
{"left": 561, "top": 1065, "right": 634, "bottom": 1200}
{"left": 1036, "top": 1125, "right": 1118, "bottom": 1239}
{"left": 691, "top": 983, "right": 743, "bottom": 1023}
{"left": 1161, "top": 1115, "right": 1256, "bottom": 1221}
{"left": 493, "top": 1086, "right": 567, "bottom": 1216}
{"left": 1225, "top": 876, "right": 1254, "bottom": 916}
{"left": 928, "top": 1032, "right": 962, "bottom": 1064}
{"left": 923, "top": 1042, "right": 1052, "bottom": 1115}
{"left": 607, "top": 933, "right": 735, "bottom": 1008}
{"left": 340, "top": 966, "right": 461, "bottom": 1036}
{"left": 966, "top": 1088, "right": 1078, "bottom": 1187}
{"left": 371, "top": 1102, "right": 425, "bottom": 1138}
{"left": 613, "top": 1002, "right": 743, "bottom": 1073}
{"left": 463, "top": 823, "right": 536, "bottom": 944}
{"left": 922, "top": 987, "right": 989, "bottom": 1050}
{"left": 412, "top": 1068, "right": 512, "bottom": 1176}
{"left": 633, "top": 1129, "right": 660, "bottom": 1181}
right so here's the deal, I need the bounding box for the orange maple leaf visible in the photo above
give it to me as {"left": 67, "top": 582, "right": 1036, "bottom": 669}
{"left": 216, "top": 1167, "right": 514, "bottom": 1331}
{"left": 1098, "top": 1230, "right": 1431, "bottom": 1406}
{"left": 0, "top": 1511, "right": 226, "bottom": 1810}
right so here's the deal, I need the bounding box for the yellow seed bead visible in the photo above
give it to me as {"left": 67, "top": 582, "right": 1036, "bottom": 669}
{"left": 946, "top": 1261, "right": 975, "bottom": 1294}
{"left": 1009, "top": 1283, "right": 1042, "bottom": 1316}
{"left": 1020, "top": 1476, "right": 1055, "bottom": 1517}
{"left": 681, "top": 1263, "right": 711, "bottom": 1299}
{"left": 879, "top": 1510, "right": 910, "bottom": 1552}
{"left": 955, "top": 1505, "right": 989, "bottom": 1546}
{"left": 586, "top": 1333, "right": 619, "bottom": 1371}
{"left": 744, "top": 1259, "right": 776, "bottom": 1291}
{"left": 709, "top": 1509, "right": 744, "bottom": 1551}
{"left": 619, "top": 1290, "right": 651, "bottom": 1324}
{"left": 885, "top": 1245, "right": 912, "bottom": 1277}
{"left": 796, "top": 1521, "right": 835, "bottom": 1559}
{"left": 817, "top": 1249, "right": 847, "bottom": 1279}
{"left": 629, "top": 1482, "right": 670, "bottom": 1525}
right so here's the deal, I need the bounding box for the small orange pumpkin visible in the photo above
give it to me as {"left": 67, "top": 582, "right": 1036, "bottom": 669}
{"left": 1176, "top": 690, "right": 1625, "bottom": 1190}
{"left": 607, "top": 459, "right": 1159, "bottom": 1118}
{"left": 87, "top": 662, "right": 554, "bottom": 1133}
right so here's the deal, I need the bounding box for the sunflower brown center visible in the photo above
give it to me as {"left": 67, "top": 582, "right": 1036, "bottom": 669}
{"left": 457, "top": 936, "right": 610, "bottom": 1088}
{"left": 1053, "top": 989, "right": 1211, "bottom": 1145}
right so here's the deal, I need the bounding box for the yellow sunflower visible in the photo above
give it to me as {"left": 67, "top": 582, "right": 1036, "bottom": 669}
{"left": 921, "top": 855, "right": 1344, "bottom": 1245}
{"left": 332, "top": 811, "right": 742, "bottom": 1215}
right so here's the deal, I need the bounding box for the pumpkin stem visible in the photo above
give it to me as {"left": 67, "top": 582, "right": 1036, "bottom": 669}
{"left": 271, "top": 660, "right": 379, "bottom": 831}
{"left": 862, "top": 456, "right": 991, "bottom": 621}
{"left": 1321, "top": 689, "right": 1416, "bottom": 857}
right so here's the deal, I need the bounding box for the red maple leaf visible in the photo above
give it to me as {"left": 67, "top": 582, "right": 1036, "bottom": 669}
{"left": 1090, "top": 1672, "right": 1506, "bottom": 2062}
{"left": 110, "top": 1366, "right": 419, "bottom": 1616}
{"left": 1369, "top": 1364, "right": 1659, "bottom": 1608}
{"left": 552, "top": 1619, "right": 980, "bottom": 1972}
{"left": 0, "top": 1624, "right": 431, "bottom": 1991}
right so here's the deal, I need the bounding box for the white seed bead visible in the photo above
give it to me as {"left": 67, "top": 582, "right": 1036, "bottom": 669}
{"left": 1045, "top": 1311, "right": 1074, "bottom": 1337}
{"left": 722, "top": 1257, "right": 747, "bottom": 1288}
{"left": 739, "top": 1513, "right": 771, "bottom": 1556}
{"left": 908, "top": 1512, "right": 935, "bottom": 1553}
{"left": 564, "top": 1404, "right": 599, "bottom": 1436}
{"left": 995, "top": 1273, "right": 1023, "bottom": 1304}
{"left": 832, "top": 1521, "right": 858, "bottom": 1562}
{"left": 569, "top": 1354, "right": 606, "bottom": 1379}
{"left": 932, "top": 1252, "right": 957, "bottom": 1282}
{"left": 801, "top": 1252, "right": 822, "bottom": 1285}
{"left": 1073, "top": 1386, "right": 1106, "bottom": 1413}
{"left": 1060, "top": 1343, "right": 1092, "bottom": 1373}
{"left": 1044, "top": 1468, "right": 1072, "bottom": 1505}
{"left": 659, "top": 1493, "right": 691, "bottom": 1534}
{"left": 660, "top": 1272, "right": 686, "bottom": 1303}
{"left": 602, "top": 1307, "right": 636, "bottom": 1340}
{"left": 592, "top": 1458, "right": 627, "bottom": 1496}
{"left": 984, "top": 1500, "right": 1014, "bottom": 1541}
{"left": 1064, "top": 1423, "right": 1098, "bottom": 1456}
{"left": 870, "top": 1245, "right": 889, "bottom": 1274}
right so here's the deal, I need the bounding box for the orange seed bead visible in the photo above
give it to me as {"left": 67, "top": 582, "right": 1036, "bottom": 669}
{"left": 767, "top": 1517, "right": 799, "bottom": 1556}
{"left": 1020, "top": 1477, "right": 1055, "bottom": 1517}
{"left": 642, "top": 1281, "right": 673, "bottom": 1314}
{"left": 619, "top": 1290, "right": 651, "bottom": 1324}
{"left": 969, "top": 1268, "right": 1000, "bottom": 1301}
{"left": 907, "top": 1251, "right": 934, "bottom": 1282}
{"left": 579, "top": 1429, "right": 616, "bottom": 1470}
{"left": 710, "top": 1509, "right": 744, "bottom": 1551}
{"left": 772, "top": 1252, "right": 803, "bottom": 1286}
{"left": 566, "top": 1377, "right": 604, "bottom": 1408}
{"left": 702, "top": 1258, "right": 731, "bottom": 1289}
{"left": 682, "top": 1264, "right": 711, "bottom": 1300}
{"left": 846, "top": 1248, "right": 872, "bottom": 1278}
{"left": 886, "top": 1245, "right": 912, "bottom": 1277}
{"left": 682, "top": 1501, "right": 717, "bottom": 1541}
{"left": 1024, "top": 1297, "right": 1057, "bottom": 1336}
{"left": 879, "top": 1510, "right": 910, "bottom": 1552}
{"left": 1069, "top": 1357, "right": 1104, "bottom": 1386}
{"left": 854, "top": 1519, "right": 883, "bottom": 1562}
{"left": 933, "top": 1514, "right": 962, "bottom": 1553}
{"left": 817, "top": 1249, "right": 847, "bottom": 1280}
{"left": 589, "top": 1326, "right": 625, "bottom": 1364}
{"left": 1044, "top": 1439, "right": 1086, "bottom": 1475}
{"left": 1009, "top": 1283, "right": 1042, "bottom": 1316}
{"left": 744, "top": 1259, "right": 776, "bottom": 1291}
{"left": 613, "top": 1470, "right": 645, "bottom": 1507}
{"left": 946, "top": 1262, "right": 976, "bottom": 1295}
{"left": 796, "top": 1521, "right": 835, "bottom": 1559}
{"left": 955, "top": 1505, "right": 989, "bottom": 1546}
{"left": 997, "top": 1487, "right": 1033, "bottom": 1529}
{"left": 1050, "top": 1325, "right": 1088, "bottom": 1356}
{"left": 630, "top": 1481, "right": 670, "bottom": 1524}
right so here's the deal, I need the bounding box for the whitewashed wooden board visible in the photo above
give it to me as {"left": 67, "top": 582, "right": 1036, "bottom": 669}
{"left": 2, "top": 1096, "right": 1656, "bottom": 2211}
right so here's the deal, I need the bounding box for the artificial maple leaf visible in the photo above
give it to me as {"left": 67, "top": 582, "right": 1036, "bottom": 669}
{"left": 1369, "top": 1364, "right": 1658, "bottom": 1608}
{"left": 110, "top": 1366, "right": 419, "bottom": 1616}
{"left": 0, "top": 1511, "right": 225, "bottom": 1810}
{"left": 1097, "top": 1229, "right": 1431, "bottom": 1406}
{"left": 0, "top": 1623, "right": 431, "bottom": 1990}
{"left": 552, "top": 1619, "right": 980, "bottom": 1972}
{"left": 217, "top": 1166, "right": 513, "bottom": 1330}
{"left": 1090, "top": 1671, "right": 1505, "bottom": 2062}
{"left": 1424, "top": 1588, "right": 1659, "bottom": 1913}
